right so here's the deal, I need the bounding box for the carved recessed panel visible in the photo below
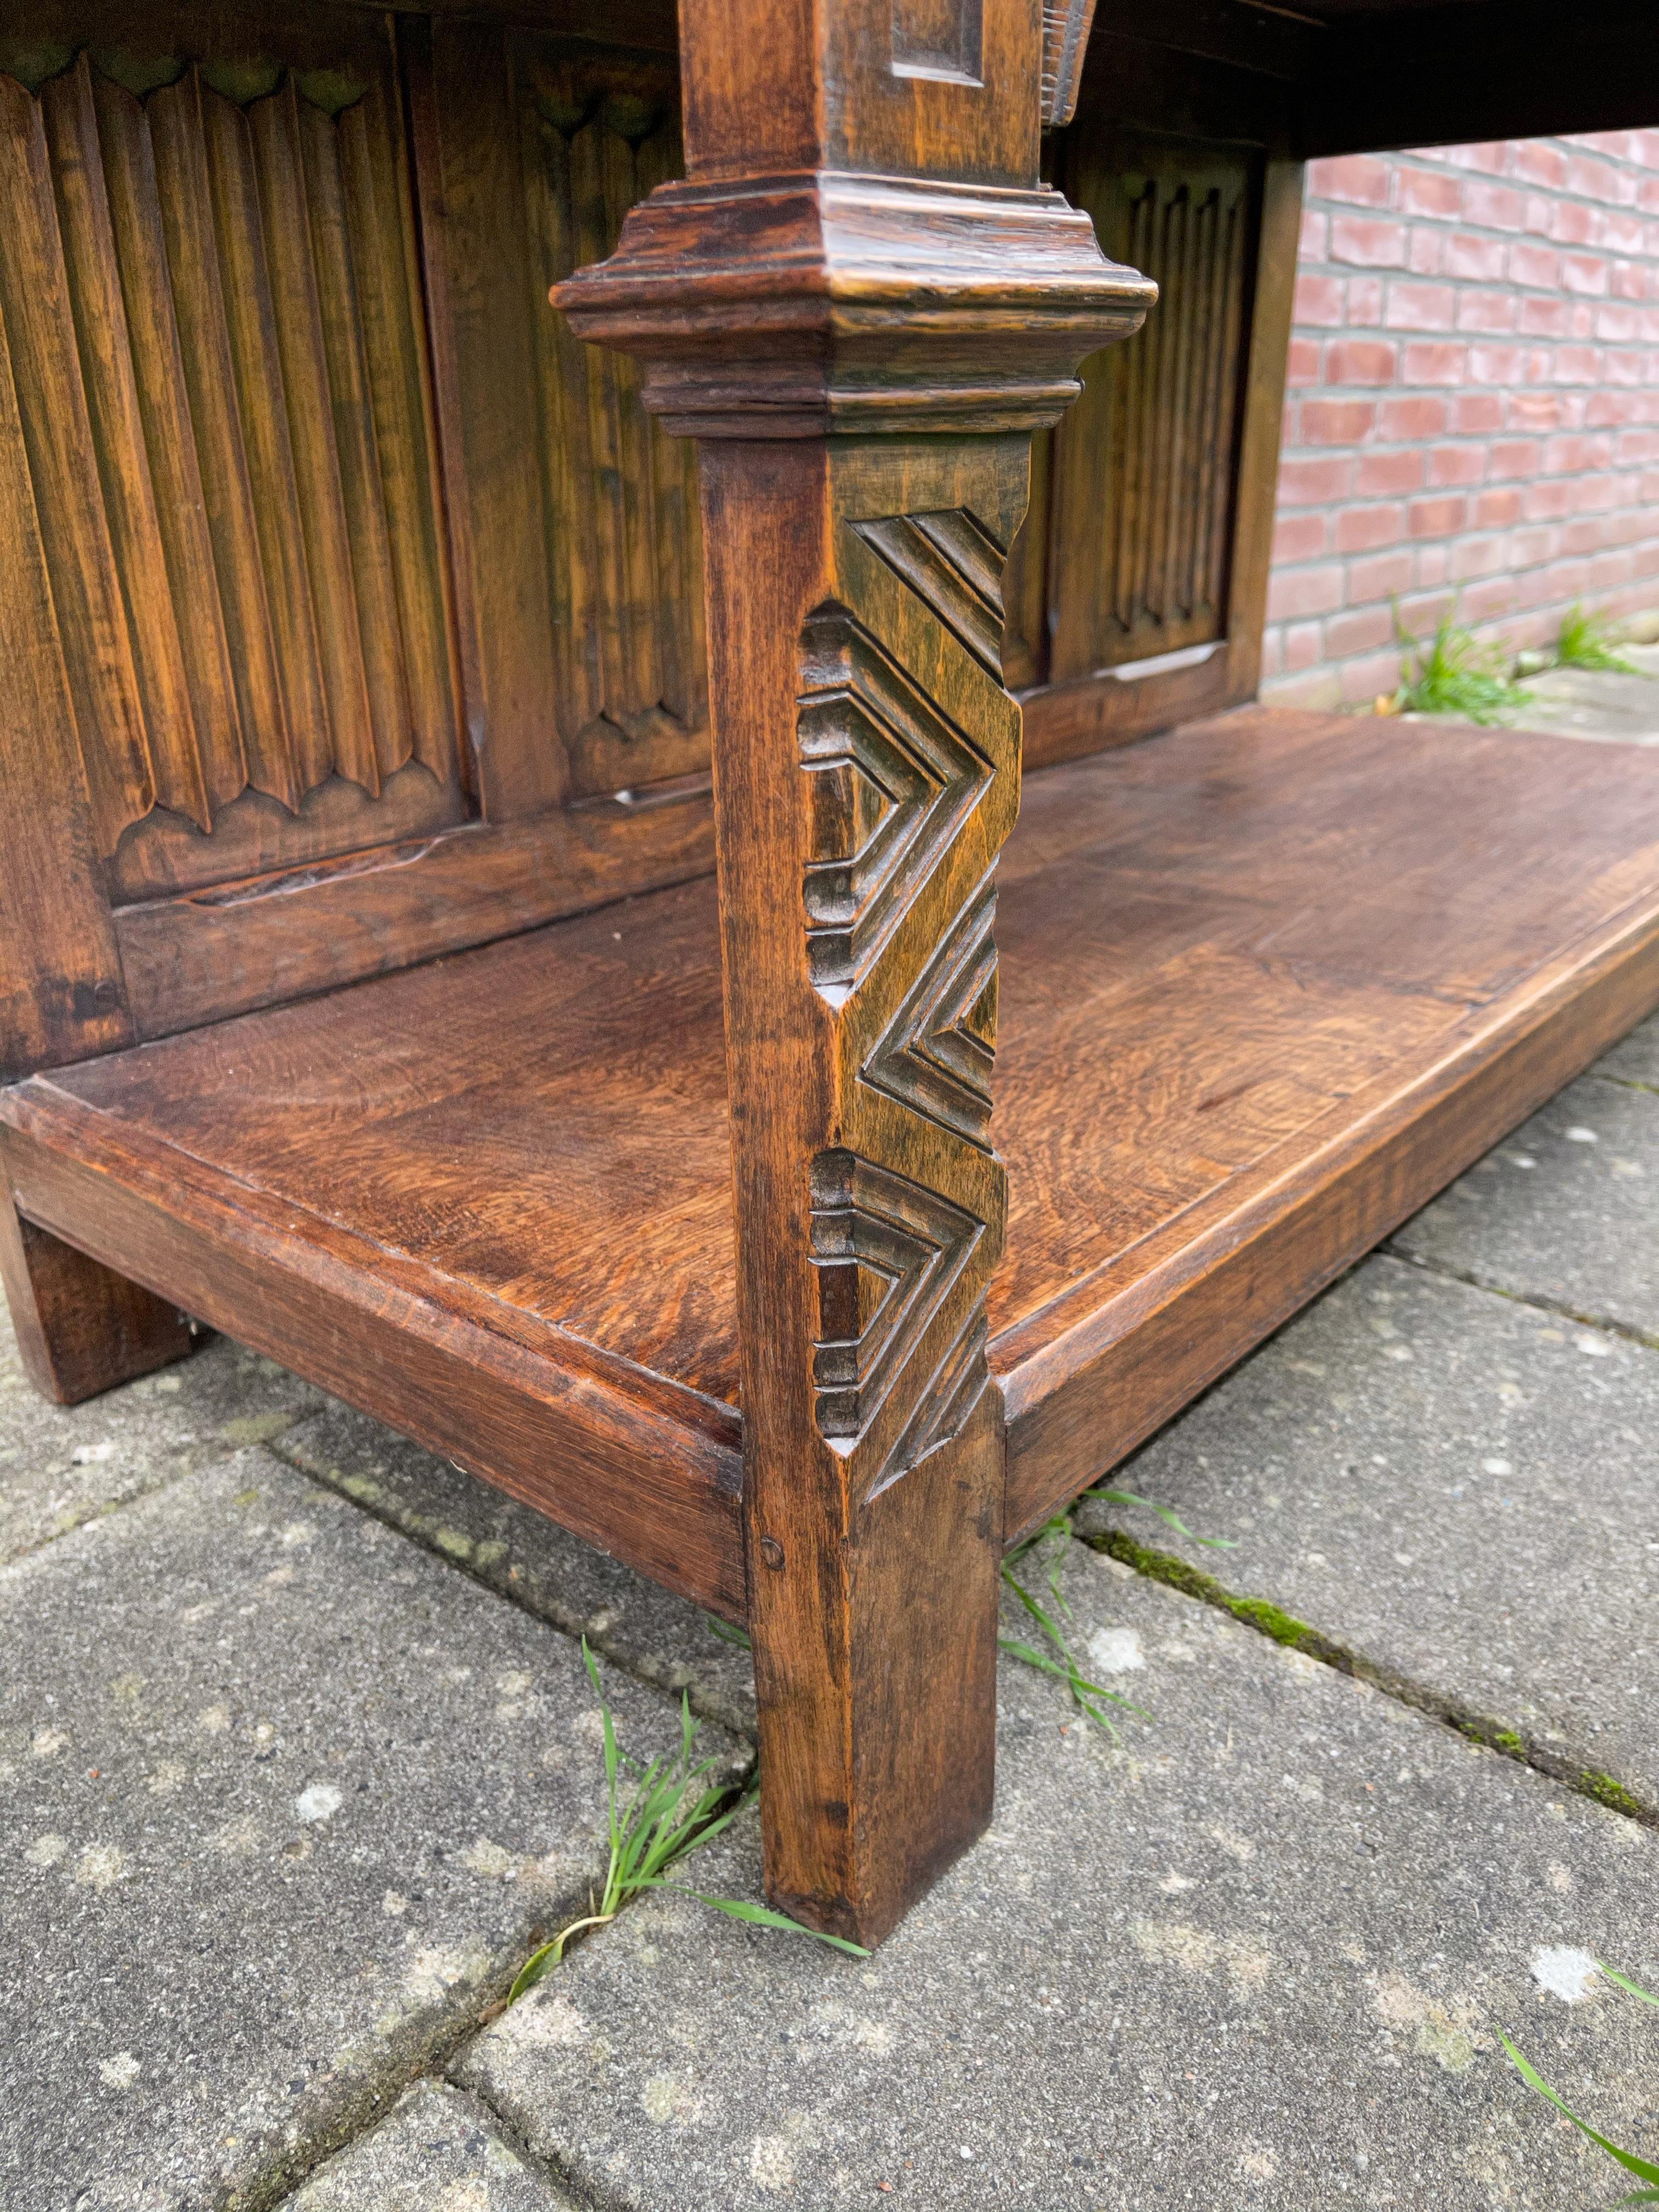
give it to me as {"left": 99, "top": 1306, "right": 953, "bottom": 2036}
{"left": 799, "top": 603, "right": 991, "bottom": 995}
{"left": 0, "top": 50, "right": 464, "bottom": 898}
{"left": 851, "top": 507, "right": 1007, "bottom": 677}
{"left": 861, "top": 871, "right": 997, "bottom": 1148}
{"left": 809, "top": 1150, "right": 981, "bottom": 1449}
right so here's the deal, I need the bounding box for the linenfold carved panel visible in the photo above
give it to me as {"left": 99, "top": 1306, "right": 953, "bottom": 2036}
{"left": 803, "top": 498, "right": 1015, "bottom": 1495}
{"left": 0, "top": 49, "right": 463, "bottom": 902}
{"left": 1047, "top": 134, "right": 1257, "bottom": 681}
{"left": 514, "top": 46, "right": 708, "bottom": 797}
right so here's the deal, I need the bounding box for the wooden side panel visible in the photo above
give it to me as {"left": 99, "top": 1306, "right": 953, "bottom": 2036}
{"left": 0, "top": 1194, "right": 194, "bottom": 1404}
{"left": 416, "top": 29, "right": 708, "bottom": 809}
{"left": 0, "top": 45, "right": 464, "bottom": 910}
{"left": 1047, "top": 132, "right": 1257, "bottom": 684}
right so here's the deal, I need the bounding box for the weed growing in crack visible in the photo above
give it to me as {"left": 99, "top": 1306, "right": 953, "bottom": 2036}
{"left": 509, "top": 1642, "right": 865, "bottom": 2001}
{"left": 1555, "top": 602, "right": 1641, "bottom": 676}
{"left": 1500, "top": 1963, "right": 1659, "bottom": 2202}
{"left": 998, "top": 1486, "right": 1234, "bottom": 1738}
{"left": 1392, "top": 603, "right": 1531, "bottom": 724}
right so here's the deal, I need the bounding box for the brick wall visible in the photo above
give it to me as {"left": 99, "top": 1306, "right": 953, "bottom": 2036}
{"left": 1261, "top": 132, "right": 1659, "bottom": 709}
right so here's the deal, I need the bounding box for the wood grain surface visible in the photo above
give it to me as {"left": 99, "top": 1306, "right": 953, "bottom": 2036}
{"left": 10, "top": 701, "right": 1659, "bottom": 1575}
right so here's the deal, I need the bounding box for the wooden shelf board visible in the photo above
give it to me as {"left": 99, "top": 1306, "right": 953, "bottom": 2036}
{"left": 5, "top": 704, "right": 1659, "bottom": 1595}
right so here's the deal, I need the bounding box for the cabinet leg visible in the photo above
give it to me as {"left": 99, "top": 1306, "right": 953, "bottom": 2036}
{"left": 0, "top": 1201, "right": 196, "bottom": 1404}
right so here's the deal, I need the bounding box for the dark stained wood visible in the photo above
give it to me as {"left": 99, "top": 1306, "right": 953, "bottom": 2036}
{"left": 0, "top": 1084, "right": 746, "bottom": 1616}
{"left": 113, "top": 778, "right": 716, "bottom": 1038}
{"left": 1048, "top": 132, "right": 1254, "bottom": 685}
{"left": 0, "top": 1194, "right": 195, "bottom": 1404}
{"left": 9, "top": 704, "right": 1659, "bottom": 1625}
{"left": 555, "top": 0, "right": 1150, "bottom": 1946}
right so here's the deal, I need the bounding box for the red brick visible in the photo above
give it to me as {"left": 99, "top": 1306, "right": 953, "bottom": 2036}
{"left": 1467, "top": 343, "right": 1526, "bottom": 383}
{"left": 1567, "top": 153, "right": 1621, "bottom": 201}
{"left": 1408, "top": 228, "right": 1445, "bottom": 276}
{"left": 1301, "top": 397, "right": 1377, "bottom": 445}
{"left": 1339, "top": 649, "right": 1406, "bottom": 704}
{"left": 1444, "top": 141, "right": 1510, "bottom": 177}
{"left": 1295, "top": 274, "right": 1345, "bottom": 327}
{"left": 1385, "top": 281, "right": 1456, "bottom": 330}
{"left": 1324, "top": 604, "right": 1397, "bottom": 656}
{"left": 1507, "top": 523, "right": 1559, "bottom": 566}
{"left": 1544, "top": 431, "right": 1615, "bottom": 472}
{"left": 1331, "top": 215, "right": 1409, "bottom": 268}
{"left": 1474, "top": 487, "right": 1524, "bottom": 529}
{"left": 1283, "top": 621, "right": 1324, "bottom": 672}
{"left": 1300, "top": 207, "right": 1328, "bottom": 259}
{"left": 1451, "top": 534, "right": 1506, "bottom": 580}
{"left": 1414, "top": 549, "right": 1452, "bottom": 589}
{"left": 1377, "top": 394, "right": 1449, "bottom": 439}
{"left": 1273, "top": 512, "right": 1328, "bottom": 562}
{"left": 1511, "top": 141, "right": 1570, "bottom": 190}
{"left": 1449, "top": 392, "right": 1504, "bottom": 435}
{"left": 1552, "top": 346, "right": 1603, "bottom": 383}
{"left": 1347, "top": 548, "right": 1415, "bottom": 601}
{"left": 1605, "top": 210, "right": 1647, "bottom": 254}
{"left": 1488, "top": 437, "right": 1544, "bottom": 478}
{"left": 1399, "top": 167, "right": 1461, "bottom": 218}
{"left": 1457, "top": 577, "right": 1520, "bottom": 623}
{"left": 1323, "top": 338, "right": 1398, "bottom": 385}
{"left": 1266, "top": 564, "right": 1345, "bottom": 620}
{"left": 1278, "top": 454, "right": 1356, "bottom": 506}
{"left": 1409, "top": 495, "right": 1469, "bottom": 537}
{"left": 1462, "top": 180, "right": 1524, "bottom": 230}
{"left": 1518, "top": 296, "right": 1572, "bottom": 338}
{"left": 1402, "top": 342, "right": 1468, "bottom": 386}
{"left": 1427, "top": 444, "right": 1486, "bottom": 488}
{"left": 1523, "top": 478, "right": 1574, "bottom": 521}
{"left": 1598, "top": 303, "right": 1644, "bottom": 342}
{"left": 1307, "top": 154, "right": 1394, "bottom": 207}
{"left": 1447, "top": 231, "right": 1507, "bottom": 281}
{"left": 1334, "top": 502, "right": 1406, "bottom": 552}
{"left": 1286, "top": 336, "right": 1322, "bottom": 386}
{"left": 1551, "top": 200, "right": 1600, "bottom": 249}
{"left": 1509, "top": 241, "right": 1560, "bottom": 288}
{"left": 1457, "top": 291, "right": 1516, "bottom": 334}
{"left": 1507, "top": 391, "right": 1566, "bottom": 431}
{"left": 1355, "top": 448, "right": 1426, "bottom": 496}
{"left": 1345, "top": 276, "right": 1384, "bottom": 325}
{"left": 1562, "top": 252, "right": 1611, "bottom": 296}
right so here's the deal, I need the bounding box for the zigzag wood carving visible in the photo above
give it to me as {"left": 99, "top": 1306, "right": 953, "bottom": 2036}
{"left": 804, "top": 503, "right": 1015, "bottom": 1486}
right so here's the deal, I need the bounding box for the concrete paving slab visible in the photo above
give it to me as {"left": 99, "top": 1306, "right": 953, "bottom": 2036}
{"left": 1504, "top": 656, "right": 1659, "bottom": 744}
{"left": 461, "top": 1547, "right": 1659, "bottom": 2212}
{"left": 1389, "top": 1071, "right": 1659, "bottom": 1339}
{"left": 0, "top": 1450, "right": 745, "bottom": 2211}
{"left": 1074, "top": 1255, "right": 1659, "bottom": 1809}
{"left": 0, "top": 1309, "right": 324, "bottom": 1565}
{"left": 1599, "top": 1008, "right": 1659, "bottom": 1090}
{"left": 278, "top": 1403, "right": 757, "bottom": 1739}
{"left": 287, "top": 2080, "right": 574, "bottom": 2210}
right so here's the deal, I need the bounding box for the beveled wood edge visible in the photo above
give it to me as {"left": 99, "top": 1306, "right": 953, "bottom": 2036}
{"left": 997, "top": 872, "right": 1659, "bottom": 1541}
{"left": 112, "top": 787, "right": 717, "bottom": 1040}
{"left": 0, "top": 1084, "right": 747, "bottom": 1618}
{"left": 1018, "top": 648, "right": 1233, "bottom": 769}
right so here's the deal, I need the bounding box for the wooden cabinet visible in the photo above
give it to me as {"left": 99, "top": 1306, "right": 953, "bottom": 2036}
{"left": 2, "top": 0, "right": 1658, "bottom": 1944}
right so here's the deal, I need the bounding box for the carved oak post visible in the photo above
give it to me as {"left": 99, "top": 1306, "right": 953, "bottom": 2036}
{"left": 560, "top": 0, "right": 1150, "bottom": 1943}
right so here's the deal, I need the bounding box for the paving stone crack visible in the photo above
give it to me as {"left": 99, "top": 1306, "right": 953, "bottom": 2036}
{"left": 265, "top": 1431, "right": 761, "bottom": 1742}
{"left": 1080, "top": 1522, "right": 1659, "bottom": 1834}
{"left": 1384, "top": 1244, "right": 1659, "bottom": 1354}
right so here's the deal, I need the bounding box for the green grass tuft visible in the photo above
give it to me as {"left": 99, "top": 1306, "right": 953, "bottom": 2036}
{"left": 999, "top": 1514, "right": 1146, "bottom": 1740}
{"left": 1555, "top": 601, "right": 1640, "bottom": 675}
{"left": 1393, "top": 603, "right": 1531, "bottom": 724}
{"left": 1500, "top": 1967, "right": 1659, "bottom": 2203}
{"left": 509, "top": 1641, "right": 865, "bottom": 2001}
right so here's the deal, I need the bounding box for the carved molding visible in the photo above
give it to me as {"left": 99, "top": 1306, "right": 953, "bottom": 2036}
{"left": 554, "top": 171, "right": 1155, "bottom": 438}
{"left": 801, "top": 496, "right": 1018, "bottom": 1493}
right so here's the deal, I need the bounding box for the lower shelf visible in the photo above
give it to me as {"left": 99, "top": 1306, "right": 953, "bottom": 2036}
{"left": 5, "top": 704, "right": 1659, "bottom": 1609}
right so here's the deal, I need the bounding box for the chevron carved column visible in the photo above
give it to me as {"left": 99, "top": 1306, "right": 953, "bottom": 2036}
{"left": 558, "top": 0, "right": 1152, "bottom": 1944}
